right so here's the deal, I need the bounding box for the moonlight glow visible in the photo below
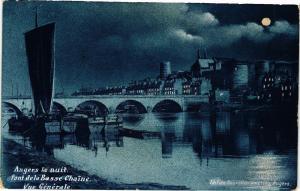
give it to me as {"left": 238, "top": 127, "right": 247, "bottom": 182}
{"left": 261, "top": 17, "right": 271, "bottom": 26}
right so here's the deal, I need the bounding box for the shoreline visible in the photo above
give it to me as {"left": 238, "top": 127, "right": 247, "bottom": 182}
{"left": 1, "top": 137, "right": 188, "bottom": 190}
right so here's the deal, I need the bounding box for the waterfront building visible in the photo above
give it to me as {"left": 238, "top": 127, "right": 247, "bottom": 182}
{"left": 190, "top": 49, "right": 217, "bottom": 78}
{"left": 274, "top": 61, "right": 294, "bottom": 77}
{"left": 182, "top": 80, "right": 191, "bottom": 95}
{"left": 126, "top": 82, "right": 145, "bottom": 95}
{"left": 190, "top": 50, "right": 202, "bottom": 78}
{"left": 109, "top": 86, "right": 126, "bottom": 95}
{"left": 279, "top": 79, "right": 293, "bottom": 100}
{"left": 204, "top": 57, "right": 234, "bottom": 92}
{"left": 163, "top": 78, "right": 183, "bottom": 95}
{"left": 93, "top": 86, "right": 126, "bottom": 95}
{"left": 273, "top": 61, "right": 298, "bottom": 84}
{"left": 232, "top": 62, "right": 249, "bottom": 91}
{"left": 247, "top": 63, "right": 256, "bottom": 90}
{"left": 125, "top": 79, "right": 163, "bottom": 95}
{"left": 189, "top": 78, "right": 212, "bottom": 95}
{"left": 260, "top": 72, "right": 275, "bottom": 101}
{"left": 162, "top": 71, "right": 191, "bottom": 95}
{"left": 145, "top": 80, "right": 163, "bottom": 95}
{"left": 256, "top": 60, "right": 298, "bottom": 103}
{"left": 190, "top": 80, "right": 201, "bottom": 95}
{"left": 72, "top": 87, "right": 94, "bottom": 96}
{"left": 125, "top": 85, "right": 136, "bottom": 95}
{"left": 255, "top": 60, "right": 271, "bottom": 90}
{"left": 181, "top": 77, "right": 212, "bottom": 96}
{"left": 199, "top": 78, "right": 212, "bottom": 95}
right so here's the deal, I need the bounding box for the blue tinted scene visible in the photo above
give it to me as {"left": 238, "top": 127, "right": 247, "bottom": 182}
{"left": 1, "top": 2, "right": 298, "bottom": 190}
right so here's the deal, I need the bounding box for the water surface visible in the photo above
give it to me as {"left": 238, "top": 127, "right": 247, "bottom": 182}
{"left": 2, "top": 109, "right": 297, "bottom": 190}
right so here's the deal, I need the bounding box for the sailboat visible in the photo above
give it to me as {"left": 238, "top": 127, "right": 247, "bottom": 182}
{"left": 9, "top": 9, "right": 90, "bottom": 135}
{"left": 9, "top": 10, "right": 59, "bottom": 134}
{"left": 24, "top": 9, "right": 63, "bottom": 134}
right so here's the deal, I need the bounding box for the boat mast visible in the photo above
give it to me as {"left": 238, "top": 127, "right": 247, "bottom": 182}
{"left": 11, "top": 80, "right": 13, "bottom": 97}
{"left": 35, "top": 7, "right": 38, "bottom": 28}
{"left": 16, "top": 83, "right": 19, "bottom": 99}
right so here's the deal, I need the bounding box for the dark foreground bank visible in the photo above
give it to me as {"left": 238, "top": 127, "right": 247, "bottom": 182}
{"left": 1, "top": 138, "right": 187, "bottom": 190}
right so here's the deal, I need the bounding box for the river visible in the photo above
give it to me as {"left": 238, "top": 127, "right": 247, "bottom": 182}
{"left": 1, "top": 108, "right": 297, "bottom": 190}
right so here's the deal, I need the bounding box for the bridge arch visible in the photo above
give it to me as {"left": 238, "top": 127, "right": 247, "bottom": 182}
{"left": 52, "top": 101, "right": 67, "bottom": 115}
{"left": 115, "top": 100, "right": 147, "bottom": 114}
{"left": 2, "top": 102, "right": 23, "bottom": 116}
{"left": 75, "top": 100, "right": 109, "bottom": 116}
{"left": 152, "top": 99, "right": 182, "bottom": 113}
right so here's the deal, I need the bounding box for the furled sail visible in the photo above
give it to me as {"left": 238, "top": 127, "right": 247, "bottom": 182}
{"left": 24, "top": 23, "right": 55, "bottom": 116}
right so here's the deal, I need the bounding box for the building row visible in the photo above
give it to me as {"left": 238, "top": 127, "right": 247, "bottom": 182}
{"left": 72, "top": 50, "right": 298, "bottom": 104}
{"left": 73, "top": 76, "right": 212, "bottom": 96}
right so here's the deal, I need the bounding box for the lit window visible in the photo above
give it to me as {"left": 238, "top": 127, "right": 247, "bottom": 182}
{"left": 269, "top": 94, "right": 271, "bottom": 98}
{"left": 285, "top": 86, "right": 287, "bottom": 90}
{"left": 282, "top": 93, "right": 284, "bottom": 97}
{"left": 289, "top": 92, "right": 292, "bottom": 96}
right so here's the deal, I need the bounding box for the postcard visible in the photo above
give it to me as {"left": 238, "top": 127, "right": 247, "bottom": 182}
{"left": 1, "top": 1, "right": 298, "bottom": 190}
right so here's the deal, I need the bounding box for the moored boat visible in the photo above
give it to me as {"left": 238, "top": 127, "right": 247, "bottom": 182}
{"left": 62, "top": 113, "right": 89, "bottom": 134}
{"left": 44, "top": 115, "right": 62, "bottom": 134}
{"left": 8, "top": 116, "right": 33, "bottom": 133}
{"left": 88, "top": 114, "right": 123, "bottom": 132}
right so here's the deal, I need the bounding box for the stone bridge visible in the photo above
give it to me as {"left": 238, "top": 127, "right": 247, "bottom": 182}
{"left": 2, "top": 95, "right": 210, "bottom": 115}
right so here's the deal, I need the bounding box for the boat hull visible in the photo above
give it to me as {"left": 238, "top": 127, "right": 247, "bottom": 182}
{"left": 62, "top": 121, "right": 77, "bottom": 133}
{"left": 45, "top": 121, "right": 61, "bottom": 134}
{"left": 8, "top": 117, "right": 33, "bottom": 133}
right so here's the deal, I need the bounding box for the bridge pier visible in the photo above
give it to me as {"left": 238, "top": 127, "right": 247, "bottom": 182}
{"left": 182, "top": 104, "right": 187, "bottom": 112}
{"left": 147, "top": 106, "right": 152, "bottom": 112}
{"left": 108, "top": 107, "right": 115, "bottom": 114}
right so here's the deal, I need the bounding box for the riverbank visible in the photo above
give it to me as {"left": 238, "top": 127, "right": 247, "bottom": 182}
{"left": 1, "top": 138, "right": 187, "bottom": 189}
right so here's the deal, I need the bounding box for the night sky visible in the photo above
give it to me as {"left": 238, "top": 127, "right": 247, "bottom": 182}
{"left": 2, "top": 2, "right": 299, "bottom": 96}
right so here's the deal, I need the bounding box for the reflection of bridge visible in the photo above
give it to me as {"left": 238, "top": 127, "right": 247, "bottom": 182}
{"left": 2, "top": 95, "right": 209, "bottom": 115}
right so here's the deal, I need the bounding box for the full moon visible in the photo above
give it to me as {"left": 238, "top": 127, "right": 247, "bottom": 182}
{"left": 261, "top": 17, "right": 271, "bottom": 26}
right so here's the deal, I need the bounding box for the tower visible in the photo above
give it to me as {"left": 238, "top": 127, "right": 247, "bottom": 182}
{"left": 160, "top": 61, "right": 171, "bottom": 80}
{"left": 191, "top": 49, "right": 202, "bottom": 78}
